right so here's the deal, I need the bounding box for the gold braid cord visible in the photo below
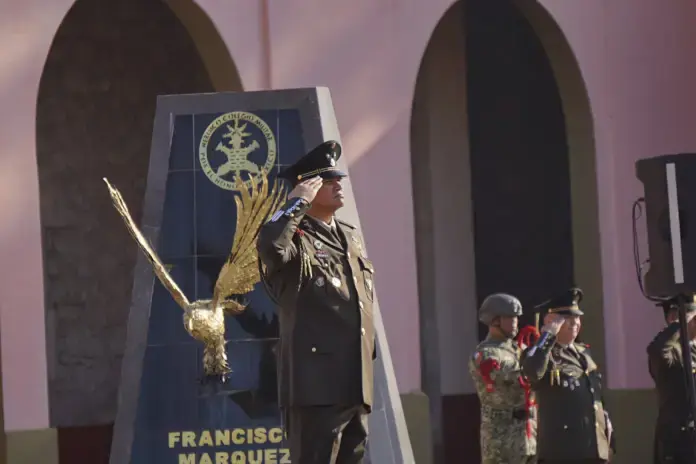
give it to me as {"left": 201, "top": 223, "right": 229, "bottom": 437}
{"left": 300, "top": 243, "right": 313, "bottom": 289}
{"left": 103, "top": 173, "right": 286, "bottom": 378}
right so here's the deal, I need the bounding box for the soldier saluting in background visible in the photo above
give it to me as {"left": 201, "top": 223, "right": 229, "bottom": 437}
{"left": 648, "top": 294, "right": 696, "bottom": 464}
{"left": 522, "top": 288, "right": 616, "bottom": 464}
{"left": 469, "top": 293, "right": 537, "bottom": 464}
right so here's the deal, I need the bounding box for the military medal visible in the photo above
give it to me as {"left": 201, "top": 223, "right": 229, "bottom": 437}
{"left": 315, "top": 276, "right": 325, "bottom": 287}
{"left": 331, "top": 276, "right": 341, "bottom": 288}
{"left": 562, "top": 380, "right": 568, "bottom": 388}
{"left": 314, "top": 240, "right": 323, "bottom": 249}
{"left": 316, "top": 250, "right": 329, "bottom": 259}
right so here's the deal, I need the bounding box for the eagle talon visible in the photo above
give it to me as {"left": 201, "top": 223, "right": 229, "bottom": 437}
{"left": 200, "top": 373, "right": 229, "bottom": 385}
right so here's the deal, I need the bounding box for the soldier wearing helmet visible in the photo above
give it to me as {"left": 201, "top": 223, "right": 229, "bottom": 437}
{"left": 468, "top": 293, "right": 537, "bottom": 464}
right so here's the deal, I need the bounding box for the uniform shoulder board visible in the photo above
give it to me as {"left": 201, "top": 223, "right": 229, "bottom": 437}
{"left": 336, "top": 218, "right": 356, "bottom": 229}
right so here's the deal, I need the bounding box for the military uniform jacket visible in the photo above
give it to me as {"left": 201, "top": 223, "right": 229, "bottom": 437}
{"left": 469, "top": 336, "right": 537, "bottom": 462}
{"left": 257, "top": 198, "right": 376, "bottom": 409}
{"left": 647, "top": 322, "right": 696, "bottom": 463}
{"left": 522, "top": 335, "right": 615, "bottom": 461}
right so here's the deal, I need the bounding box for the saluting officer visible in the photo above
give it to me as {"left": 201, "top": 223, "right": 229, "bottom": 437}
{"left": 647, "top": 294, "right": 696, "bottom": 464}
{"left": 469, "top": 293, "right": 537, "bottom": 464}
{"left": 257, "top": 141, "right": 376, "bottom": 464}
{"left": 522, "top": 288, "right": 616, "bottom": 464}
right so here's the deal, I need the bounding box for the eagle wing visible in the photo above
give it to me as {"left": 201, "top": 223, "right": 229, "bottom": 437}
{"left": 211, "top": 172, "right": 287, "bottom": 310}
{"left": 103, "top": 178, "right": 191, "bottom": 310}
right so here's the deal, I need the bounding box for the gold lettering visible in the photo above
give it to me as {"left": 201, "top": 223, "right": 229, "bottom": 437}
{"left": 279, "top": 449, "right": 291, "bottom": 464}
{"left": 215, "top": 430, "right": 230, "bottom": 446}
{"left": 253, "top": 427, "right": 267, "bottom": 444}
{"left": 169, "top": 432, "right": 181, "bottom": 448}
{"left": 182, "top": 431, "right": 197, "bottom": 447}
{"left": 231, "top": 428, "right": 245, "bottom": 445}
{"left": 199, "top": 430, "right": 214, "bottom": 447}
{"left": 268, "top": 428, "right": 283, "bottom": 444}
{"left": 178, "top": 454, "right": 196, "bottom": 464}
{"left": 264, "top": 449, "right": 278, "bottom": 464}
{"left": 168, "top": 429, "right": 290, "bottom": 464}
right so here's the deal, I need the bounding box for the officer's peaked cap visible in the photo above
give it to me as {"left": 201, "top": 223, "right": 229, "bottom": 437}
{"left": 658, "top": 294, "right": 696, "bottom": 316}
{"left": 535, "top": 287, "right": 584, "bottom": 316}
{"left": 278, "top": 140, "right": 347, "bottom": 185}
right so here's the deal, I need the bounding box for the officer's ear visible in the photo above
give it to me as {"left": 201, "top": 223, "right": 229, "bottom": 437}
{"left": 491, "top": 316, "right": 501, "bottom": 328}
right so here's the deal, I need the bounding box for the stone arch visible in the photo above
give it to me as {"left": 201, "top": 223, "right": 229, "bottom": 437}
{"left": 36, "top": 0, "right": 242, "bottom": 427}
{"left": 411, "top": 0, "right": 598, "bottom": 461}
{"left": 165, "top": 0, "right": 243, "bottom": 92}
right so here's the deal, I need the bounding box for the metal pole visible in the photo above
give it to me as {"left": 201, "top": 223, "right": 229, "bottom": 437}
{"left": 677, "top": 301, "right": 696, "bottom": 459}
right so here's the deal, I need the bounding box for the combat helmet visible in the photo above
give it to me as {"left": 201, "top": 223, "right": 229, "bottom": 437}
{"left": 478, "top": 293, "right": 523, "bottom": 326}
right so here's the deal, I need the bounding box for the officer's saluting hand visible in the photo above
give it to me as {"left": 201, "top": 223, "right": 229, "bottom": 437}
{"left": 288, "top": 176, "right": 323, "bottom": 203}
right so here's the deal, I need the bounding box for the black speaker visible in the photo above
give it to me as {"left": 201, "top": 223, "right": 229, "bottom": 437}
{"left": 636, "top": 153, "right": 696, "bottom": 296}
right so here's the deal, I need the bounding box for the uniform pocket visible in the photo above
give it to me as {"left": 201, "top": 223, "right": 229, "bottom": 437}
{"left": 358, "top": 257, "right": 375, "bottom": 301}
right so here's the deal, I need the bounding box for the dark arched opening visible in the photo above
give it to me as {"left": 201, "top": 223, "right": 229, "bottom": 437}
{"left": 36, "top": 0, "right": 241, "bottom": 436}
{"left": 411, "top": 0, "right": 597, "bottom": 461}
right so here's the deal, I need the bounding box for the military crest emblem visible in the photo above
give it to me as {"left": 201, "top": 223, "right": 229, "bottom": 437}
{"left": 198, "top": 111, "right": 277, "bottom": 191}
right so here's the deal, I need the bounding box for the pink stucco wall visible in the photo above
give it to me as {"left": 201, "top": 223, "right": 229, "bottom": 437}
{"left": 1, "top": 0, "right": 696, "bottom": 430}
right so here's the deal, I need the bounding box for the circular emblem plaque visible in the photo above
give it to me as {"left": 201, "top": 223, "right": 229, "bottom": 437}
{"left": 198, "top": 111, "right": 277, "bottom": 191}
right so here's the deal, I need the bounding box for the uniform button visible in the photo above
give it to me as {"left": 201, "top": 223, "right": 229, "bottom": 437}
{"left": 289, "top": 213, "right": 295, "bottom": 218}
{"left": 347, "top": 252, "right": 351, "bottom": 259}
{"left": 311, "top": 347, "right": 317, "bottom": 353}
{"left": 353, "top": 276, "right": 358, "bottom": 284}
{"left": 595, "top": 422, "right": 600, "bottom": 428}
{"left": 361, "top": 327, "right": 366, "bottom": 336}
{"left": 590, "top": 388, "right": 594, "bottom": 393}
{"left": 563, "top": 425, "right": 568, "bottom": 430}
{"left": 359, "top": 301, "right": 364, "bottom": 309}
{"left": 593, "top": 404, "right": 598, "bottom": 411}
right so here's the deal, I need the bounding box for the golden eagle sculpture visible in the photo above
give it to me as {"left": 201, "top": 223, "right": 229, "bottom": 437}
{"left": 103, "top": 173, "right": 286, "bottom": 381}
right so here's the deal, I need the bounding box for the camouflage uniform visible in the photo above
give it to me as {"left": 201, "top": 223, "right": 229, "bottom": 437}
{"left": 469, "top": 294, "right": 537, "bottom": 464}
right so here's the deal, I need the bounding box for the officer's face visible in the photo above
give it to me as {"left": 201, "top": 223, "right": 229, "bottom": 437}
{"left": 498, "top": 315, "right": 519, "bottom": 337}
{"left": 557, "top": 315, "right": 581, "bottom": 343}
{"left": 313, "top": 178, "right": 344, "bottom": 209}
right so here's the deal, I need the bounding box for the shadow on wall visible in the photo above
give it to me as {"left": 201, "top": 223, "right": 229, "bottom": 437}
{"left": 36, "top": 0, "right": 239, "bottom": 428}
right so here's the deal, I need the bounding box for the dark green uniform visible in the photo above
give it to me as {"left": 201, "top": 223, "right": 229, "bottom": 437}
{"left": 257, "top": 140, "right": 376, "bottom": 464}
{"left": 522, "top": 288, "right": 615, "bottom": 464}
{"left": 648, "top": 320, "right": 696, "bottom": 463}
